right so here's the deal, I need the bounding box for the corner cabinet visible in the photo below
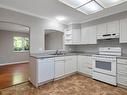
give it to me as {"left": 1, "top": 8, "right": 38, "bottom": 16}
{"left": 64, "top": 29, "right": 81, "bottom": 45}
{"left": 81, "top": 26, "right": 97, "bottom": 44}
{"left": 78, "top": 55, "right": 92, "bottom": 76}
{"left": 120, "top": 19, "right": 127, "bottom": 43}
{"left": 65, "top": 56, "right": 77, "bottom": 75}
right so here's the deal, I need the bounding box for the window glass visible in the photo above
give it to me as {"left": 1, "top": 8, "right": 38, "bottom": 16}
{"left": 14, "top": 37, "right": 29, "bottom": 51}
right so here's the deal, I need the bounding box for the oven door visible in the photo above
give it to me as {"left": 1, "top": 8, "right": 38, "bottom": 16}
{"left": 92, "top": 57, "right": 116, "bottom": 76}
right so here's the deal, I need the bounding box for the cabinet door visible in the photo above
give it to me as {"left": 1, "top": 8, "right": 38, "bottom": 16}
{"left": 65, "top": 56, "right": 77, "bottom": 75}
{"left": 38, "top": 58, "right": 54, "bottom": 83}
{"left": 120, "top": 19, "right": 127, "bottom": 43}
{"left": 78, "top": 56, "right": 92, "bottom": 75}
{"left": 97, "top": 23, "right": 107, "bottom": 35}
{"left": 107, "top": 21, "right": 119, "bottom": 34}
{"left": 88, "top": 26, "right": 97, "bottom": 44}
{"left": 72, "top": 29, "right": 81, "bottom": 44}
{"left": 81, "top": 27, "right": 89, "bottom": 44}
{"left": 55, "top": 60, "right": 65, "bottom": 78}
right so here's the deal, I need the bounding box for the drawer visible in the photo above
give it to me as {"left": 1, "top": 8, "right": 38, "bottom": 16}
{"left": 55, "top": 57, "right": 65, "bottom": 61}
{"left": 117, "top": 64, "right": 127, "bottom": 74}
{"left": 117, "top": 74, "right": 127, "bottom": 86}
{"left": 117, "top": 59, "right": 127, "bottom": 64}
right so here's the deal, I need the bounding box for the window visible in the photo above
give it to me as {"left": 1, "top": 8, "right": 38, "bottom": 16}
{"left": 13, "top": 37, "right": 29, "bottom": 52}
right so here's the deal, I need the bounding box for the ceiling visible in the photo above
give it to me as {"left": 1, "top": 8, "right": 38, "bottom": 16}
{"left": 0, "top": 0, "right": 127, "bottom": 24}
{"left": 0, "top": 22, "right": 30, "bottom": 33}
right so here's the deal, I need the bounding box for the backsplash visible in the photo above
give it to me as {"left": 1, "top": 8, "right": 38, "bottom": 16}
{"left": 67, "top": 39, "right": 127, "bottom": 55}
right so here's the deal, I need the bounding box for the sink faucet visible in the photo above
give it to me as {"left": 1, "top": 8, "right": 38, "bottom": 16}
{"left": 55, "top": 50, "right": 59, "bottom": 55}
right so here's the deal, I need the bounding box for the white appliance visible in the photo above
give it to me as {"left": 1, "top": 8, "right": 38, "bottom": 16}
{"left": 92, "top": 47, "right": 121, "bottom": 85}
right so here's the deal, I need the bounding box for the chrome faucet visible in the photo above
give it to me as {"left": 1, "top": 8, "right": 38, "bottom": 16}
{"left": 55, "top": 50, "right": 59, "bottom": 55}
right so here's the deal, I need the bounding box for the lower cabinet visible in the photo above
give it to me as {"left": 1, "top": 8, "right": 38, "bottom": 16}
{"left": 54, "top": 57, "right": 65, "bottom": 78}
{"left": 38, "top": 58, "right": 54, "bottom": 83}
{"left": 54, "top": 56, "right": 77, "bottom": 78}
{"left": 78, "top": 55, "right": 92, "bottom": 76}
{"left": 117, "top": 59, "right": 127, "bottom": 87}
{"left": 29, "top": 57, "right": 54, "bottom": 87}
{"left": 65, "top": 56, "right": 77, "bottom": 75}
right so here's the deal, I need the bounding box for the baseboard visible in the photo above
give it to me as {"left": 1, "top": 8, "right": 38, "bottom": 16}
{"left": 0, "top": 61, "right": 29, "bottom": 66}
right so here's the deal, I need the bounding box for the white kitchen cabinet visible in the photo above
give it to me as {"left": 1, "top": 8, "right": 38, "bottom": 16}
{"left": 120, "top": 19, "right": 127, "bottom": 43}
{"left": 96, "top": 20, "right": 120, "bottom": 39}
{"left": 78, "top": 55, "right": 92, "bottom": 76}
{"left": 81, "top": 26, "right": 97, "bottom": 44}
{"left": 97, "top": 23, "right": 107, "bottom": 36}
{"left": 117, "top": 58, "right": 127, "bottom": 87}
{"left": 89, "top": 26, "right": 97, "bottom": 44}
{"left": 64, "top": 29, "right": 81, "bottom": 45}
{"left": 72, "top": 29, "right": 81, "bottom": 44}
{"left": 29, "top": 57, "right": 54, "bottom": 87}
{"left": 65, "top": 56, "right": 77, "bottom": 75}
{"left": 107, "top": 20, "right": 119, "bottom": 34}
{"left": 81, "top": 27, "right": 88, "bottom": 44}
{"left": 54, "top": 57, "right": 65, "bottom": 78}
{"left": 38, "top": 58, "right": 54, "bottom": 83}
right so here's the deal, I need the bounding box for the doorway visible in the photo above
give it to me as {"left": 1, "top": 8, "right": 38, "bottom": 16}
{"left": 0, "top": 21, "right": 30, "bottom": 89}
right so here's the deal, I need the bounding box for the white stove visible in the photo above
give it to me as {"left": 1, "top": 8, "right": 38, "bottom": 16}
{"left": 92, "top": 47, "right": 121, "bottom": 86}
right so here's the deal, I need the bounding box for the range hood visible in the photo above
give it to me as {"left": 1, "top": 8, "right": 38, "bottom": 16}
{"left": 97, "top": 33, "right": 119, "bottom": 40}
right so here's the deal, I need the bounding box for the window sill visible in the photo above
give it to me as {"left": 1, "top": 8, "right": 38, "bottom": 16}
{"left": 13, "top": 51, "right": 29, "bottom": 53}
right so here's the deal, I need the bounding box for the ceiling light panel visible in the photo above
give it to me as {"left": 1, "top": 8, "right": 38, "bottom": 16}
{"left": 59, "top": 0, "right": 91, "bottom": 8}
{"left": 77, "top": 1, "right": 103, "bottom": 15}
{"left": 96, "top": 0, "right": 127, "bottom": 8}
{"left": 56, "top": 16, "right": 66, "bottom": 21}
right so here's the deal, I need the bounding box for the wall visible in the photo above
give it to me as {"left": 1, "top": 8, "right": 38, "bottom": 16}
{"left": 45, "top": 31, "right": 64, "bottom": 50}
{"left": 75, "top": 39, "right": 127, "bottom": 55}
{"left": 0, "top": 30, "right": 29, "bottom": 64}
{"left": 0, "top": 7, "right": 66, "bottom": 54}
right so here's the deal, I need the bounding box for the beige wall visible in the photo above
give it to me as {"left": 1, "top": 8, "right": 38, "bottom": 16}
{"left": 0, "top": 30, "right": 29, "bottom": 64}
{"left": 45, "top": 31, "right": 64, "bottom": 50}
{"left": 0, "top": 7, "right": 66, "bottom": 54}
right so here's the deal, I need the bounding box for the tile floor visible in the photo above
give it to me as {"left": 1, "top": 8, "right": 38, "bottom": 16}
{"left": 0, "top": 74, "right": 127, "bottom": 95}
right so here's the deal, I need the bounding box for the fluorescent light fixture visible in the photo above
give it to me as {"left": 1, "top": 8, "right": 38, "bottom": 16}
{"left": 59, "top": 0, "right": 91, "bottom": 8}
{"left": 96, "top": 0, "right": 127, "bottom": 8}
{"left": 56, "top": 16, "right": 66, "bottom": 21}
{"left": 77, "top": 1, "right": 103, "bottom": 15}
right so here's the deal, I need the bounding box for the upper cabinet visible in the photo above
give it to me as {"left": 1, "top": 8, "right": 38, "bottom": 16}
{"left": 107, "top": 20, "right": 119, "bottom": 34}
{"left": 64, "top": 19, "right": 127, "bottom": 45}
{"left": 81, "top": 26, "right": 97, "bottom": 44}
{"left": 97, "top": 23, "right": 107, "bottom": 36}
{"left": 120, "top": 19, "right": 127, "bottom": 43}
{"left": 72, "top": 29, "right": 81, "bottom": 44}
{"left": 96, "top": 21, "right": 120, "bottom": 39}
{"left": 64, "top": 28, "right": 81, "bottom": 45}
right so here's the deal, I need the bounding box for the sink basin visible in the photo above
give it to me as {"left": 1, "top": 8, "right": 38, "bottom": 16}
{"left": 50, "top": 53, "right": 65, "bottom": 56}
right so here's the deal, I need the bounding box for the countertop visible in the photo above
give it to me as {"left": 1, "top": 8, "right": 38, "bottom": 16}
{"left": 117, "top": 54, "right": 127, "bottom": 59}
{"left": 30, "top": 52, "right": 127, "bottom": 59}
{"left": 30, "top": 52, "right": 97, "bottom": 59}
